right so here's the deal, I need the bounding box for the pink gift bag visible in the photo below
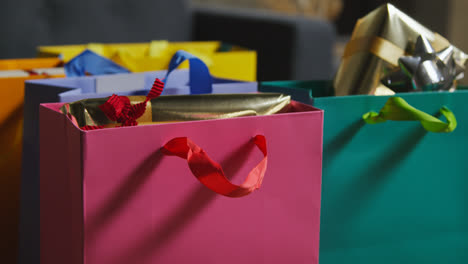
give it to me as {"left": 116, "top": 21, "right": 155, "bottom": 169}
{"left": 39, "top": 97, "right": 323, "bottom": 264}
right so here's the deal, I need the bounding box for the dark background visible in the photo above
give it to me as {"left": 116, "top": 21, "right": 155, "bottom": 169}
{"left": 335, "top": 0, "right": 448, "bottom": 36}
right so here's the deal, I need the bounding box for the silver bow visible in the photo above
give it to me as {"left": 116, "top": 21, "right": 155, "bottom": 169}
{"left": 382, "top": 35, "right": 465, "bottom": 92}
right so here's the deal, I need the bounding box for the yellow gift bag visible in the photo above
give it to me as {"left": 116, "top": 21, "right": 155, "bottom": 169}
{"left": 0, "top": 58, "right": 63, "bottom": 263}
{"left": 38, "top": 41, "right": 257, "bottom": 81}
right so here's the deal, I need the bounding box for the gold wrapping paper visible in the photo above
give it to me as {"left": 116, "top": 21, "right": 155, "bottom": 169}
{"left": 61, "top": 93, "right": 291, "bottom": 128}
{"left": 334, "top": 3, "right": 467, "bottom": 95}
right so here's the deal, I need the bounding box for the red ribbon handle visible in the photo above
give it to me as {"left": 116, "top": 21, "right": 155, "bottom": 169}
{"left": 161, "top": 135, "right": 268, "bottom": 198}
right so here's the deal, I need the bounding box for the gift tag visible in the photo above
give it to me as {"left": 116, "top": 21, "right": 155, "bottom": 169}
{"left": 31, "top": 67, "right": 65, "bottom": 76}
{"left": 0, "top": 70, "right": 29, "bottom": 78}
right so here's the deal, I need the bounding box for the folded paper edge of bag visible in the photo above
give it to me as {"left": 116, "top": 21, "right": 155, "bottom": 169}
{"left": 54, "top": 93, "right": 322, "bottom": 130}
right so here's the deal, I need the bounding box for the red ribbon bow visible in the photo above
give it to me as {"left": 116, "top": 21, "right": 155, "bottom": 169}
{"left": 81, "top": 78, "right": 164, "bottom": 130}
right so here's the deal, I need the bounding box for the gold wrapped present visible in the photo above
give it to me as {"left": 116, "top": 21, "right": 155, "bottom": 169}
{"left": 334, "top": 3, "right": 467, "bottom": 95}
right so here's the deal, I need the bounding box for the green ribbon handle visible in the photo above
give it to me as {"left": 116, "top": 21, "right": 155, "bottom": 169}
{"left": 362, "top": 97, "right": 457, "bottom": 133}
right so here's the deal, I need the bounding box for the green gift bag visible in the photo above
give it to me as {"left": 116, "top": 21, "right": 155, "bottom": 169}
{"left": 260, "top": 81, "right": 468, "bottom": 263}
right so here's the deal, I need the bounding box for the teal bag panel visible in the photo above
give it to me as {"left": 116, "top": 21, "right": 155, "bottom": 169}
{"left": 259, "top": 80, "right": 333, "bottom": 105}
{"left": 261, "top": 81, "right": 468, "bottom": 263}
